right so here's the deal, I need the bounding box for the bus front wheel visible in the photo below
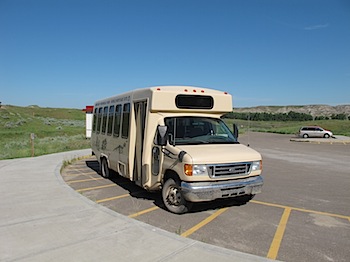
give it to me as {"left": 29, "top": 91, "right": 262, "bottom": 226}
{"left": 162, "top": 178, "right": 191, "bottom": 214}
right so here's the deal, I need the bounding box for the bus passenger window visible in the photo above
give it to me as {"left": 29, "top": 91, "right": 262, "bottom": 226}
{"left": 107, "top": 105, "right": 115, "bottom": 135}
{"left": 101, "top": 106, "right": 108, "bottom": 134}
{"left": 121, "top": 103, "right": 130, "bottom": 138}
{"left": 92, "top": 108, "right": 98, "bottom": 133}
{"left": 113, "top": 104, "right": 122, "bottom": 137}
{"left": 96, "top": 107, "right": 103, "bottom": 134}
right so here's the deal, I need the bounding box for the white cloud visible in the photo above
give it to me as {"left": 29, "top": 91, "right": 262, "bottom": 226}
{"left": 304, "top": 23, "right": 330, "bottom": 30}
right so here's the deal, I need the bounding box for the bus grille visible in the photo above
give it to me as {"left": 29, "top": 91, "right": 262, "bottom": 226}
{"left": 208, "top": 163, "right": 251, "bottom": 178}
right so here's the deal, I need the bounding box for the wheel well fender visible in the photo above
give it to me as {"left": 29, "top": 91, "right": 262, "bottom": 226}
{"left": 162, "top": 170, "right": 180, "bottom": 185}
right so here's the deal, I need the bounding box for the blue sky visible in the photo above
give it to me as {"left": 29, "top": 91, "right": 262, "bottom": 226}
{"left": 1, "top": 0, "right": 350, "bottom": 109}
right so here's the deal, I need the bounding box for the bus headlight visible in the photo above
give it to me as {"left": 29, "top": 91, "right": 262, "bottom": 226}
{"left": 193, "top": 164, "right": 208, "bottom": 176}
{"left": 184, "top": 164, "right": 208, "bottom": 176}
{"left": 251, "top": 160, "right": 262, "bottom": 171}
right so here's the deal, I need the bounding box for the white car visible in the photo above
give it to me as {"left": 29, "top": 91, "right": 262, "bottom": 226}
{"left": 298, "top": 126, "right": 333, "bottom": 138}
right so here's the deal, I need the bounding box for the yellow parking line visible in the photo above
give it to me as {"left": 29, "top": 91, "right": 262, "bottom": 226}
{"left": 267, "top": 207, "right": 291, "bottom": 260}
{"left": 252, "top": 200, "right": 350, "bottom": 260}
{"left": 96, "top": 193, "right": 130, "bottom": 203}
{"left": 67, "top": 177, "right": 104, "bottom": 184}
{"left": 128, "top": 206, "right": 160, "bottom": 218}
{"left": 68, "top": 167, "right": 92, "bottom": 171}
{"left": 181, "top": 208, "right": 228, "bottom": 238}
{"left": 64, "top": 171, "right": 98, "bottom": 176}
{"left": 251, "top": 200, "right": 350, "bottom": 220}
{"left": 76, "top": 184, "right": 117, "bottom": 192}
{"left": 292, "top": 206, "right": 350, "bottom": 220}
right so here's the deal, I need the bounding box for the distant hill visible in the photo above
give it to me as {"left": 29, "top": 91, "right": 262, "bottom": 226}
{"left": 234, "top": 105, "right": 350, "bottom": 117}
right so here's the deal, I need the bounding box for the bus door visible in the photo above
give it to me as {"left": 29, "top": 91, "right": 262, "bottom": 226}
{"left": 133, "top": 100, "right": 147, "bottom": 186}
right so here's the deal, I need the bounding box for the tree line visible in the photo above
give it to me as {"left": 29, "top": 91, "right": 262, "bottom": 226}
{"left": 223, "top": 111, "right": 350, "bottom": 121}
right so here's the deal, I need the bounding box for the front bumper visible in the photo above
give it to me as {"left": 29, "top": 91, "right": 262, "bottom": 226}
{"left": 181, "top": 175, "right": 263, "bottom": 202}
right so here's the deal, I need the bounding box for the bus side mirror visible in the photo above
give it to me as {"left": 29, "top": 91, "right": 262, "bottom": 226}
{"left": 233, "top": 124, "right": 239, "bottom": 138}
{"left": 157, "top": 125, "right": 168, "bottom": 146}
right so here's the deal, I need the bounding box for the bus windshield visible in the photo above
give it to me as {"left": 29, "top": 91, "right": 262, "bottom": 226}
{"left": 165, "top": 117, "right": 238, "bottom": 146}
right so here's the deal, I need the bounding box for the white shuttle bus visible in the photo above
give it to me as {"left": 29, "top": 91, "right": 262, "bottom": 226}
{"left": 91, "top": 86, "right": 263, "bottom": 214}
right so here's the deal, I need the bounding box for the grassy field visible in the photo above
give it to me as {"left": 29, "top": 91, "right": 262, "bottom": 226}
{"left": 1, "top": 105, "right": 349, "bottom": 160}
{"left": 0, "top": 105, "right": 90, "bottom": 160}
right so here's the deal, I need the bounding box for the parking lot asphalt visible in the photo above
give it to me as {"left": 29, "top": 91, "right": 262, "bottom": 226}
{"left": 58, "top": 133, "right": 350, "bottom": 262}
{"left": 0, "top": 149, "right": 273, "bottom": 262}
{"left": 290, "top": 135, "right": 350, "bottom": 144}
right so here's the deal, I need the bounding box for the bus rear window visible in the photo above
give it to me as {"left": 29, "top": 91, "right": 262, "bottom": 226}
{"left": 175, "top": 95, "right": 214, "bottom": 109}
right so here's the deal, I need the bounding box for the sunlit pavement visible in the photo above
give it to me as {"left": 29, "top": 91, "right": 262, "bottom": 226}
{"left": 0, "top": 149, "right": 273, "bottom": 262}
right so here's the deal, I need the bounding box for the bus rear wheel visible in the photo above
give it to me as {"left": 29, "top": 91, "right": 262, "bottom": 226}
{"left": 100, "top": 158, "right": 110, "bottom": 178}
{"left": 162, "top": 178, "right": 191, "bottom": 214}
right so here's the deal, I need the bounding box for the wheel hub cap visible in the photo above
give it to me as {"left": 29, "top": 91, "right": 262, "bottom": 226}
{"left": 167, "top": 186, "right": 181, "bottom": 206}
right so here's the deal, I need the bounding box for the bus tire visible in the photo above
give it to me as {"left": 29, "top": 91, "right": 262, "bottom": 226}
{"left": 100, "top": 158, "right": 110, "bottom": 178}
{"left": 162, "top": 178, "right": 191, "bottom": 214}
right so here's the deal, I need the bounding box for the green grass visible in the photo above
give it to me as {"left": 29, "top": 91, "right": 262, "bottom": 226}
{"left": 0, "top": 105, "right": 90, "bottom": 159}
{"left": 1, "top": 104, "right": 349, "bottom": 160}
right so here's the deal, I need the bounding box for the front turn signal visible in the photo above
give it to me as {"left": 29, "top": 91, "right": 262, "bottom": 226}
{"left": 184, "top": 164, "right": 193, "bottom": 176}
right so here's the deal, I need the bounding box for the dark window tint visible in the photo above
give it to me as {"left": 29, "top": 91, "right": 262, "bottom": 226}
{"left": 101, "top": 106, "right": 108, "bottom": 134}
{"left": 121, "top": 103, "right": 130, "bottom": 138}
{"left": 164, "top": 117, "right": 237, "bottom": 145}
{"left": 176, "top": 95, "right": 214, "bottom": 109}
{"left": 92, "top": 108, "right": 98, "bottom": 132}
{"left": 107, "top": 105, "right": 115, "bottom": 135}
{"left": 96, "top": 107, "right": 103, "bottom": 134}
{"left": 113, "top": 104, "right": 122, "bottom": 137}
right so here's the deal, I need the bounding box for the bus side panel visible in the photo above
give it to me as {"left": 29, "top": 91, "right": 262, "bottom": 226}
{"left": 91, "top": 99, "right": 133, "bottom": 179}
{"left": 91, "top": 106, "right": 102, "bottom": 165}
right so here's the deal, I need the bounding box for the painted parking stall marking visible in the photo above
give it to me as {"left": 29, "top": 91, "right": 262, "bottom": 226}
{"left": 61, "top": 155, "right": 350, "bottom": 262}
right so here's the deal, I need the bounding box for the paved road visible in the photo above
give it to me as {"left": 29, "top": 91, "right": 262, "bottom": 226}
{"left": 61, "top": 133, "right": 350, "bottom": 262}
{"left": 239, "top": 133, "right": 350, "bottom": 261}
{"left": 0, "top": 149, "right": 272, "bottom": 262}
